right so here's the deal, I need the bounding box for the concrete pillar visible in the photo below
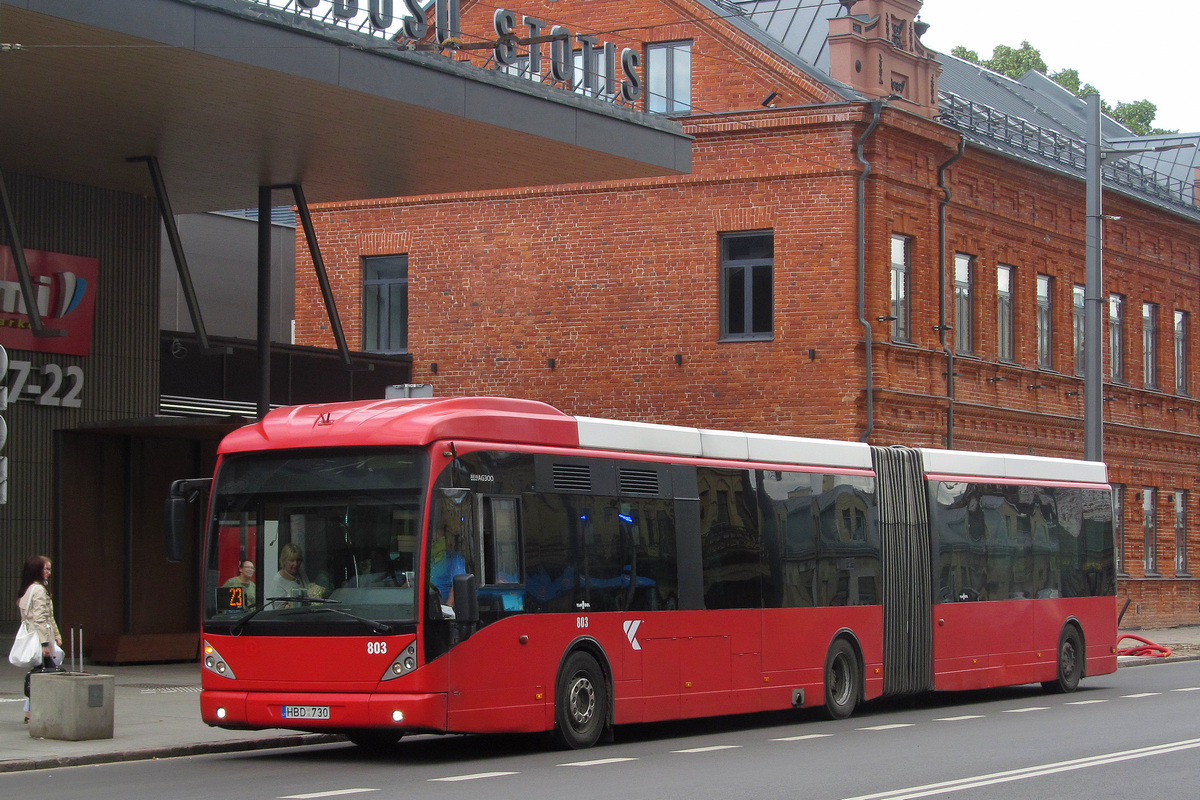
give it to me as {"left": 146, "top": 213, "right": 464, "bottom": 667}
{"left": 29, "top": 672, "right": 115, "bottom": 740}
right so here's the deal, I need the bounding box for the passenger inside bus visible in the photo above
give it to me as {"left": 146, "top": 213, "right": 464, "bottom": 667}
{"left": 430, "top": 525, "right": 467, "bottom": 617}
{"left": 269, "top": 543, "right": 320, "bottom": 607}
{"left": 221, "top": 560, "right": 257, "bottom": 607}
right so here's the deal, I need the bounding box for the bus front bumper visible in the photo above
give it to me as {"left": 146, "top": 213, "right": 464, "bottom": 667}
{"left": 202, "top": 689, "right": 447, "bottom": 734}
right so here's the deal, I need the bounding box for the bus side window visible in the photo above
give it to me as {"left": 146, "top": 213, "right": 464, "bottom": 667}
{"left": 482, "top": 496, "right": 522, "bottom": 584}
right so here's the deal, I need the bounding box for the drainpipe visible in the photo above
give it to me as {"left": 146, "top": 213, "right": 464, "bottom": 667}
{"left": 937, "top": 137, "right": 966, "bottom": 449}
{"left": 856, "top": 100, "right": 884, "bottom": 443}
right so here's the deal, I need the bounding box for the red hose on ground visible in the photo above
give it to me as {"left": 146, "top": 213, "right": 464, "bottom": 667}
{"left": 1117, "top": 634, "right": 1173, "bottom": 658}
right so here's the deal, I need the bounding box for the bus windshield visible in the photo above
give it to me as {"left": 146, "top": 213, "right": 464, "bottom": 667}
{"left": 202, "top": 448, "right": 428, "bottom": 632}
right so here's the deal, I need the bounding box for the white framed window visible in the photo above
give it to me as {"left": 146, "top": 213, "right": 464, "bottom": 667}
{"left": 1036, "top": 274, "right": 1053, "bottom": 370}
{"left": 954, "top": 253, "right": 974, "bottom": 355}
{"left": 646, "top": 41, "right": 691, "bottom": 114}
{"left": 1110, "top": 294, "right": 1125, "bottom": 383}
{"left": 890, "top": 235, "right": 912, "bottom": 343}
{"left": 1144, "top": 487, "right": 1158, "bottom": 575}
{"left": 997, "top": 264, "right": 1014, "bottom": 362}
{"left": 1175, "top": 489, "right": 1189, "bottom": 577}
{"left": 1073, "top": 284, "right": 1086, "bottom": 377}
{"left": 1143, "top": 302, "right": 1159, "bottom": 390}
{"left": 1175, "top": 310, "right": 1189, "bottom": 395}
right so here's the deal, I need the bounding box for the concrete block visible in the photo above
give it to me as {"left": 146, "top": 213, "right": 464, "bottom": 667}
{"left": 29, "top": 672, "right": 115, "bottom": 741}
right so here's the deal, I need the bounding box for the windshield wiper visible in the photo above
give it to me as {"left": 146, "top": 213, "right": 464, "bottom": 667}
{"left": 230, "top": 596, "right": 392, "bottom": 635}
{"left": 230, "top": 596, "right": 341, "bottom": 635}
{"left": 303, "top": 606, "right": 394, "bottom": 633}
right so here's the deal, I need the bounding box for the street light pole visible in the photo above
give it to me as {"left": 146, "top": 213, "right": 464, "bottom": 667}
{"left": 1084, "top": 94, "right": 1104, "bottom": 463}
{"left": 1081, "top": 95, "right": 1192, "bottom": 463}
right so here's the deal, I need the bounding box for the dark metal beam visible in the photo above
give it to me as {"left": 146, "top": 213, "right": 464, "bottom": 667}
{"left": 128, "top": 156, "right": 229, "bottom": 356}
{"left": 279, "top": 183, "right": 369, "bottom": 372}
{"left": 0, "top": 169, "right": 64, "bottom": 338}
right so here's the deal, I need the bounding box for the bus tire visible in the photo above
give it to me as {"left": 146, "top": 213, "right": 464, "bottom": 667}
{"left": 1042, "top": 624, "right": 1084, "bottom": 694}
{"left": 823, "top": 638, "right": 861, "bottom": 720}
{"left": 346, "top": 730, "right": 403, "bottom": 750}
{"left": 553, "top": 650, "right": 607, "bottom": 749}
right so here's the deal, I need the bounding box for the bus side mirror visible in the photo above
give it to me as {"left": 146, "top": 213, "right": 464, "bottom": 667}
{"left": 165, "top": 496, "right": 187, "bottom": 563}
{"left": 165, "top": 478, "right": 212, "bottom": 563}
{"left": 452, "top": 573, "right": 478, "bottom": 624}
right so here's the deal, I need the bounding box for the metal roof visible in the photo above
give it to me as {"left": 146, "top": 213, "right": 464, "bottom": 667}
{"left": 696, "top": 0, "right": 862, "bottom": 102}
{"left": 724, "top": 3, "right": 1200, "bottom": 222}
{"left": 0, "top": 0, "right": 690, "bottom": 214}
{"left": 726, "top": 0, "right": 851, "bottom": 75}
{"left": 938, "top": 54, "right": 1200, "bottom": 221}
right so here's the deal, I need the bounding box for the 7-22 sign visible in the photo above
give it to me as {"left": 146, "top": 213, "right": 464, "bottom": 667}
{"left": 6, "top": 360, "right": 84, "bottom": 408}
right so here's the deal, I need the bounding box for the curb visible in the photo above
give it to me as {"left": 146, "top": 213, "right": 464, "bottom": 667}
{"left": 1117, "top": 653, "right": 1200, "bottom": 668}
{"left": 0, "top": 733, "right": 344, "bottom": 774}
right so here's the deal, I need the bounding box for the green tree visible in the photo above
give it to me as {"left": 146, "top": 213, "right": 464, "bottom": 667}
{"left": 951, "top": 45, "right": 980, "bottom": 64}
{"left": 983, "top": 41, "right": 1047, "bottom": 80}
{"left": 953, "top": 42, "right": 1175, "bottom": 135}
{"left": 1111, "top": 100, "right": 1166, "bottom": 136}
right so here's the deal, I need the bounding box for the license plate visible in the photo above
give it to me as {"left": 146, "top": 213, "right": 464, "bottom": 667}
{"left": 281, "top": 705, "right": 330, "bottom": 720}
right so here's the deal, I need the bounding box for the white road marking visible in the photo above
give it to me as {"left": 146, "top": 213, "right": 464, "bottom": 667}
{"left": 429, "top": 772, "right": 519, "bottom": 782}
{"left": 1122, "top": 692, "right": 1161, "bottom": 698}
{"left": 279, "top": 790, "right": 378, "bottom": 799}
{"left": 858, "top": 723, "right": 915, "bottom": 731}
{"left": 558, "top": 757, "right": 639, "bottom": 767}
{"left": 1066, "top": 699, "right": 1108, "bottom": 705}
{"left": 772, "top": 733, "right": 834, "bottom": 741}
{"left": 1001, "top": 706, "right": 1047, "bottom": 713}
{"left": 672, "top": 745, "right": 743, "bottom": 753}
{"left": 1171, "top": 687, "right": 1200, "bottom": 692}
{"left": 934, "top": 715, "right": 984, "bottom": 721}
{"left": 838, "top": 737, "right": 1200, "bottom": 800}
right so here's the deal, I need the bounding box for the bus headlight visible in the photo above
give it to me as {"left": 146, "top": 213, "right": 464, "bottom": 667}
{"left": 202, "top": 641, "right": 237, "bottom": 679}
{"left": 381, "top": 641, "right": 418, "bottom": 681}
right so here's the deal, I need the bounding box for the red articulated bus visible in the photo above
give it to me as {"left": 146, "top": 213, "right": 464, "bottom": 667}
{"left": 171, "top": 396, "right": 1117, "bottom": 749}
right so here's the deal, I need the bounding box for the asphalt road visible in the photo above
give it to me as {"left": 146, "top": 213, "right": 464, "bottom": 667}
{"left": 7, "top": 661, "right": 1200, "bottom": 800}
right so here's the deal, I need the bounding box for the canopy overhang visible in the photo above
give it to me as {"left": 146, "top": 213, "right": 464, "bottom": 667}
{"left": 0, "top": 0, "right": 691, "bottom": 213}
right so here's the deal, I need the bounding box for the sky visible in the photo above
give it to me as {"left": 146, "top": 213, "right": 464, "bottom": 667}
{"left": 917, "top": 0, "right": 1198, "bottom": 133}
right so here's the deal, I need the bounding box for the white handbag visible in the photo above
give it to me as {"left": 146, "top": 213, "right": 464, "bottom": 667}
{"left": 8, "top": 623, "right": 41, "bottom": 669}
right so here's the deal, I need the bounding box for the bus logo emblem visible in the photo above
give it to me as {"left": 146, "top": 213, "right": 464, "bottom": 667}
{"left": 623, "top": 620, "right": 642, "bottom": 651}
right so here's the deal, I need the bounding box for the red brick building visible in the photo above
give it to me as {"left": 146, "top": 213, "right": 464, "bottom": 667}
{"left": 295, "top": 0, "right": 1200, "bottom": 626}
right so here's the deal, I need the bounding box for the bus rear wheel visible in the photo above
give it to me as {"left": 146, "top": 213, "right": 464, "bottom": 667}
{"left": 1042, "top": 625, "right": 1084, "bottom": 694}
{"left": 823, "top": 638, "right": 861, "bottom": 720}
{"left": 553, "top": 651, "right": 607, "bottom": 749}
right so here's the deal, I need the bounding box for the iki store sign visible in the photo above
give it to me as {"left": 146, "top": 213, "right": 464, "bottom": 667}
{"left": 277, "top": 0, "right": 643, "bottom": 103}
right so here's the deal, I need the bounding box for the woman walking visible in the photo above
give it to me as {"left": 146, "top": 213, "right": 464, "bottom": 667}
{"left": 17, "top": 555, "right": 63, "bottom": 723}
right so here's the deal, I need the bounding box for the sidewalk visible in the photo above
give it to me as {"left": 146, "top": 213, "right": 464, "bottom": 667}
{"left": 1, "top": 626, "right": 1197, "bottom": 773}
{"left": 0, "top": 661, "right": 340, "bottom": 773}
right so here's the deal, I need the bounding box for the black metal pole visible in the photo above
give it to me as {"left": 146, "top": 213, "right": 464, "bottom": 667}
{"left": 257, "top": 186, "right": 272, "bottom": 419}
{"left": 129, "top": 156, "right": 226, "bottom": 355}
{"left": 0, "top": 169, "right": 60, "bottom": 337}
{"left": 284, "top": 183, "right": 364, "bottom": 370}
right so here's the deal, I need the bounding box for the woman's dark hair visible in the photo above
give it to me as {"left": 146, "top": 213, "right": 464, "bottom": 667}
{"left": 18, "top": 555, "right": 49, "bottom": 599}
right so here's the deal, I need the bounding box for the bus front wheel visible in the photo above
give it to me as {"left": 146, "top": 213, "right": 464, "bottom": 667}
{"left": 346, "top": 730, "right": 402, "bottom": 751}
{"left": 1042, "top": 625, "right": 1084, "bottom": 694}
{"left": 553, "top": 651, "right": 607, "bottom": 749}
{"left": 823, "top": 638, "right": 861, "bottom": 720}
